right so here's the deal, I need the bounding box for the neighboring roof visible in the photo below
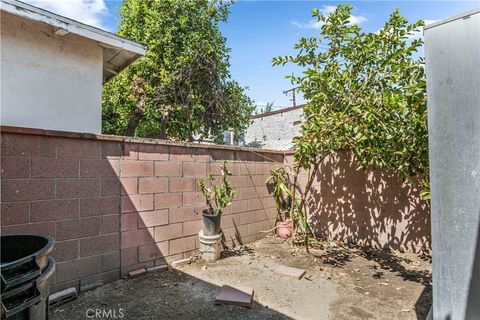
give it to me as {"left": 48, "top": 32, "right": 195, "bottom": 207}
{"left": 250, "top": 104, "right": 305, "bottom": 120}
{"left": 424, "top": 8, "right": 480, "bottom": 30}
{"left": 1, "top": 0, "right": 147, "bottom": 82}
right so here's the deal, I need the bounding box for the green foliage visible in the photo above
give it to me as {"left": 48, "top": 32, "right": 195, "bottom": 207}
{"left": 102, "top": 0, "right": 254, "bottom": 141}
{"left": 272, "top": 5, "right": 429, "bottom": 240}
{"left": 198, "top": 161, "right": 236, "bottom": 215}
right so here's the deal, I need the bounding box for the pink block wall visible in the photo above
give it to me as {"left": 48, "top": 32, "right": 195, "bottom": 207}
{"left": 286, "top": 151, "right": 431, "bottom": 253}
{"left": 0, "top": 126, "right": 431, "bottom": 294}
{"left": 0, "top": 127, "right": 282, "bottom": 293}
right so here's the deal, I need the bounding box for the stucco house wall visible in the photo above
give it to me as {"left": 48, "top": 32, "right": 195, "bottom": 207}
{"left": 244, "top": 106, "right": 304, "bottom": 150}
{"left": 1, "top": 12, "right": 103, "bottom": 133}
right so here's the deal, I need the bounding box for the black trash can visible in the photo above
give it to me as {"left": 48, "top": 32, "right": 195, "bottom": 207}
{"left": 0, "top": 235, "right": 55, "bottom": 320}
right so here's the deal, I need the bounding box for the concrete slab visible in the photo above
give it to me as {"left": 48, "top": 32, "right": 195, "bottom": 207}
{"left": 215, "top": 285, "right": 254, "bottom": 308}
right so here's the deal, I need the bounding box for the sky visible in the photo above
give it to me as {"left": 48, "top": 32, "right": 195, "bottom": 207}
{"left": 25, "top": 0, "right": 479, "bottom": 111}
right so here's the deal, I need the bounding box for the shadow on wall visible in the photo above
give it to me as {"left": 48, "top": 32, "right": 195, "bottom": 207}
{"left": 0, "top": 131, "right": 282, "bottom": 294}
{"left": 306, "top": 151, "right": 431, "bottom": 253}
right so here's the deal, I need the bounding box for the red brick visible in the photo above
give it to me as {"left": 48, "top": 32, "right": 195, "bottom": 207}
{"left": 210, "top": 149, "right": 235, "bottom": 161}
{"left": 101, "top": 141, "right": 122, "bottom": 159}
{"left": 1, "top": 156, "right": 30, "bottom": 178}
{"left": 169, "top": 146, "right": 195, "bottom": 161}
{"left": 101, "top": 252, "right": 120, "bottom": 272}
{"left": 251, "top": 175, "right": 268, "bottom": 187}
{"left": 247, "top": 198, "right": 263, "bottom": 211}
{"left": 182, "top": 191, "right": 204, "bottom": 207}
{"left": 123, "top": 143, "right": 138, "bottom": 159}
{"left": 1, "top": 134, "right": 56, "bottom": 157}
{"left": 1, "top": 179, "right": 55, "bottom": 201}
{"left": 0, "top": 202, "right": 29, "bottom": 225}
{"left": 80, "top": 159, "right": 119, "bottom": 177}
{"left": 121, "top": 228, "right": 154, "bottom": 249}
{"left": 53, "top": 240, "right": 78, "bottom": 262}
{"left": 169, "top": 177, "right": 196, "bottom": 192}
{"left": 138, "top": 210, "right": 168, "bottom": 228}
{"left": 255, "top": 186, "right": 271, "bottom": 198}
{"left": 80, "top": 270, "right": 119, "bottom": 292}
{"left": 1, "top": 222, "right": 55, "bottom": 237}
{"left": 154, "top": 162, "right": 182, "bottom": 177}
{"left": 121, "top": 194, "right": 154, "bottom": 213}
{"left": 138, "top": 177, "right": 168, "bottom": 194}
{"left": 80, "top": 234, "right": 119, "bottom": 257}
{"left": 56, "top": 256, "right": 102, "bottom": 283}
{"left": 56, "top": 179, "right": 100, "bottom": 199}
{"left": 80, "top": 196, "right": 120, "bottom": 217}
{"left": 120, "top": 247, "right": 137, "bottom": 267}
{"left": 231, "top": 200, "right": 248, "bottom": 213}
{"left": 102, "top": 214, "right": 120, "bottom": 234}
{"left": 228, "top": 176, "right": 251, "bottom": 188}
{"left": 182, "top": 162, "right": 207, "bottom": 177}
{"left": 121, "top": 213, "right": 137, "bottom": 231}
{"left": 31, "top": 199, "right": 79, "bottom": 222}
{"left": 121, "top": 160, "right": 153, "bottom": 177}
{"left": 138, "top": 144, "right": 169, "bottom": 161}
{"left": 195, "top": 149, "right": 210, "bottom": 162}
{"left": 101, "top": 178, "right": 120, "bottom": 196}
{"left": 57, "top": 139, "right": 101, "bottom": 158}
{"left": 155, "top": 193, "right": 182, "bottom": 209}
{"left": 138, "top": 242, "right": 169, "bottom": 262}
{"left": 120, "top": 177, "right": 137, "bottom": 195}
{"left": 57, "top": 217, "right": 101, "bottom": 240}
{"left": 239, "top": 163, "right": 256, "bottom": 175}
{"left": 209, "top": 161, "right": 240, "bottom": 176}
{"left": 128, "top": 268, "right": 146, "bottom": 279}
{"left": 169, "top": 207, "right": 194, "bottom": 223}
{"left": 235, "top": 187, "right": 257, "bottom": 200}
{"left": 31, "top": 158, "right": 78, "bottom": 178}
{"left": 183, "top": 220, "right": 202, "bottom": 236}
{"left": 169, "top": 236, "right": 196, "bottom": 255}
{"left": 154, "top": 223, "right": 182, "bottom": 242}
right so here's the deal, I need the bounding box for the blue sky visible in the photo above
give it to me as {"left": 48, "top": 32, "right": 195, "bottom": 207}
{"left": 27, "top": 0, "right": 479, "bottom": 111}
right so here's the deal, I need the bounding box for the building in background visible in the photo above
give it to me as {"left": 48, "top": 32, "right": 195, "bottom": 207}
{"left": 243, "top": 105, "right": 304, "bottom": 150}
{"left": 0, "top": 0, "right": 145, "bottom": 134}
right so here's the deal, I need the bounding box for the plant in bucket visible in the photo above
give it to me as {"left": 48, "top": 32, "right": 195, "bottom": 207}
{"left": 197, "top": 161, "right": 236, "bottom": 262}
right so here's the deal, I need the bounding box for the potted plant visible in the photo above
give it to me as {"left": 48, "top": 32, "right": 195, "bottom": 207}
{"left": 197, "top": 161, "right": 236, "bottom": 236}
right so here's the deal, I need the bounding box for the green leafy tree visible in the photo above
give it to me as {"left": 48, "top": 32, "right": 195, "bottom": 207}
{"left": 272, "top": 5, "right": 428, "bottom": 241}
{"left": 102, "top": 0, "right": 254, "bottom": 141}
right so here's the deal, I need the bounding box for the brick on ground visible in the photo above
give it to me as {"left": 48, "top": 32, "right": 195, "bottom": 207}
{"left": 215, "top": 285, "right": 254, "bottom": 308}
{"left": 273, "top": 265, "right": 306, "bottom": 280}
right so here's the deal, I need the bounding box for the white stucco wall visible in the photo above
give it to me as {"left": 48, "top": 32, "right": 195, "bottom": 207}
{"left": 244, "top": 107, "right": 304, "bottom": 150}
{"left": 1, "top": 12, "right": 103, "bottom": 133}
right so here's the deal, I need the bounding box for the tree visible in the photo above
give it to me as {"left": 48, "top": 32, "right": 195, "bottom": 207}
{"left": 272, "top": 5, "right": 428, "bottom": 242}
{"left": 102, "top": 0, "right": 254, "bottom": 141}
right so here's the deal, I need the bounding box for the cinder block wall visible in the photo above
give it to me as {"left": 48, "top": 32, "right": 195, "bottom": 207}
{"left": 0, "top": 127, "right": 282, "bottom": 293}
{"left": 286, "top": 151, "right": 431, "bottom": 252}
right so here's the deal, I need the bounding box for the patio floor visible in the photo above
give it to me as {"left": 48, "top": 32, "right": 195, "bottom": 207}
{"left": 50, "top": 236, "right": 431, "bottom": 320}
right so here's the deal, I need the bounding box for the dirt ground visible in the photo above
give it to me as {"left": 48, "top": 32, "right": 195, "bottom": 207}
{"left": 50, "top": 236, "right": 431, "bottom": 320}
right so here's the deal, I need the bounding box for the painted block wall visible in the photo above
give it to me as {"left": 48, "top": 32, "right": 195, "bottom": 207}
{"left": 0, "top": 127, "right": 282, "bottom": 293}
{"left": 286, "top": 151, "right": 431, "bottom": 253}
{"left": 0, "top": 12, "right": 103, "bottom": 134}
{"left": 244, "top": 107, "right": 304, "bottom": 150}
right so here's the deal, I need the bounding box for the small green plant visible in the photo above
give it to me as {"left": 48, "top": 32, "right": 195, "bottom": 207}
{"left": 198, "top": 161, "right": 236, "bottom": 216}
